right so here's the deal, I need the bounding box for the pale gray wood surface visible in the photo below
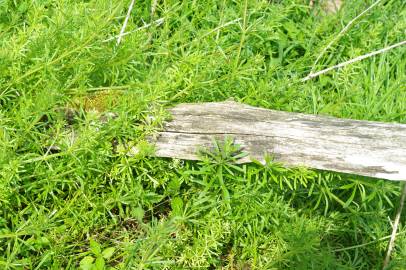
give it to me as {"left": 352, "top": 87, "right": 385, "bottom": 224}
{"left": 150, "top": 101, "right": 406, "bottom": 181}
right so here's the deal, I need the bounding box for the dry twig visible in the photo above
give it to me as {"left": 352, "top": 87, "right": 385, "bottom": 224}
{"left": 312, "top": 0, "right": 382, "bottom": 71}
{"left": 117, "top": 0, "right": 136, "bottom": 45}
{"left": 151, "top": 0, "right": 159, "bottom": 18}
{"left": 302, "top": 40, "right": 406, "bottom": 82}
{"left": 382, "top": 183, "right": 406, "bottom": 269}
{"left": 104, "top": 18, "right": 164, "bottom": 43}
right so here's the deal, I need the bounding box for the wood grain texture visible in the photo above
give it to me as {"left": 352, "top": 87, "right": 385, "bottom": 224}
{"left": 150, "top": 101, "right": 406, "bottom": 181}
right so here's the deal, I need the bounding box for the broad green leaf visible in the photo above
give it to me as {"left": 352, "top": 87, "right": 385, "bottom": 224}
{"left": 80, "top": 256, "right": 95, "bottom": 270}
{"left": 95, "top": 257, "right": 105, "bottom": 270}
{"left": 102, "top": 247, "right": 116, "bottom": 259}
{"left": 171, "top": 197, "right": 183, "bottom": 216}
{"left": 90, "top": 239, "right": 102, "bottom": 256}
{"left": 132, "top": 207, "right": 144, "bottom": 221}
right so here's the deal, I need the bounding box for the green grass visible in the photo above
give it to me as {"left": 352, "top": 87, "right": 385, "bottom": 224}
{"left": 1, "top": 0, "right": 406, "bottom": 269}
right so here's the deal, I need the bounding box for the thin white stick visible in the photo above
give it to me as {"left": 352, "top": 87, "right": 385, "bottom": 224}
{"left": 334, "top": 230, "right": 406, "bottom": 252}
{"left": 302, "top": 40, "right": 406, "bottom": 82}
{"left": 382, "top": 183, "right": 406, "bottom": 269}
{"left": 312, "top": 0, "right": 382, "bottom": 71}
{"left": 151, "top": 0, "right": 159, "bottom": 18}
{"left": 176, "top": 18, "right": 241, "bottom": 51}
{"left": 200, "top": 18, "right": 241, "bottom": 40}
{"left": 104, "top": 18, "right": 164, "bottom": 43}
{"left": 117, "top": 0, "right": 136, "bottom": 46}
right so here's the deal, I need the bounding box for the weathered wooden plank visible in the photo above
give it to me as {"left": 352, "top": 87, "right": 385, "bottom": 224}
{"left": 150, "top": 101, "right": 406, "bottom": 181}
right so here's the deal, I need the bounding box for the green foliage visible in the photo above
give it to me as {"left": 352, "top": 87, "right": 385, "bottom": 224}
{"left": 79, "top": 239, "right": 116, "bottom": 270}
{"left": 0, "top": 0, "right": 405, "bottom": 269}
